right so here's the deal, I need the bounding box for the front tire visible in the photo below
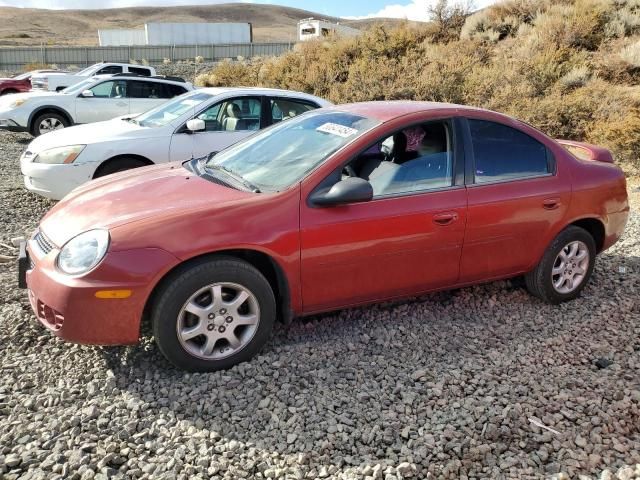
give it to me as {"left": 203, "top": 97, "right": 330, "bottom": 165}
{"left": 151, "top": 256, "right": 276, "bottom": 372}
{"left": 525, "top": 226, "right": 596, "bottom": 304}
{"left": 94, "top": 157, "right": 149, "bottom": 178}
{"left": 31, "top": 112, "right": 69, "bottom": 136}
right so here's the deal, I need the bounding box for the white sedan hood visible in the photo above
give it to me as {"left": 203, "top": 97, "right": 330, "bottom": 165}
{"left": 25, "top": 119, "right": 166, "bottom": 153}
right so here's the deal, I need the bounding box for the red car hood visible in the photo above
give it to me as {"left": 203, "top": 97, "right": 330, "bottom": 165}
{"left": 40, "top": 162, "right": 253, "bottom": 247}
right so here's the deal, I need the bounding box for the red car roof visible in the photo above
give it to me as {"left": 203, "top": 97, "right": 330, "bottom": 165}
{"left": 327, "top": 101, "right": 487, "bottom": 122}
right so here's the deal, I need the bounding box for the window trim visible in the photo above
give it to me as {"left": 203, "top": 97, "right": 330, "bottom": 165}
{"left": 307, "top": 116, "right": 464, "bottom": 206}
{"left": 461, "top": 117, "right": 557, "bottom": 187}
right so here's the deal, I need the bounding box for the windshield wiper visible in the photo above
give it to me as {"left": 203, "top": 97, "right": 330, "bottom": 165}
{"left": 206, "top": 164, "right": 261, "bottom": 193}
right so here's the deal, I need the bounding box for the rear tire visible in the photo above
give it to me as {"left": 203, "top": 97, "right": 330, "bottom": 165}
{"left": 31, "top": 112, "right": 69, "bottom": 136}
{"left": 0, "top": 89, "right": 18, "bottom": 95}
{"left": 94, "top": 157, "right": 149, "bottom": 178}
{"left": 151, "top": 256, "right": 276, "bottom": 372}
{"left": 525, "top": 226, "right": 596, "bottom": 304}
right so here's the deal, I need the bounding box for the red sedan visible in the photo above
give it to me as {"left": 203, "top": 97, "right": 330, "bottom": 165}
{"left": 0, "top": 70, "right": 65, "bottom": 95}
{"left": 19, "top": 102, "right": 629, "bottom": 371}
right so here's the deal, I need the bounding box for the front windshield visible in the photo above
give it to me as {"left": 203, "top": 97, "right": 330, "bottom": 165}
{"left": 60, "top": 78, "right": 100, "bottom": 95}
{"left": 76, "top": 64, "right": 99, "bottom": 76}
{"left": 206, "top": 110, "right": 380, "bottom": 191}
{"left": 136, "top": 92, "right": 213, "bottom": 128}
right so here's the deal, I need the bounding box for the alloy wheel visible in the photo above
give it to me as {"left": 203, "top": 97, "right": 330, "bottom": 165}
{"left": 39, "top": 117, "right": 64, "bottom": 134}
{"left": 176, "top": 282, "right": 260, "bottom": 360}
{"left": 551, "top": 240, "right": 590, "bottom": 294}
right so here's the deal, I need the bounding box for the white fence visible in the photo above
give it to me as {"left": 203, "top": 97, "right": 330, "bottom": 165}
{"left": 0, "top": 43, "right": 294, "bottom": 70}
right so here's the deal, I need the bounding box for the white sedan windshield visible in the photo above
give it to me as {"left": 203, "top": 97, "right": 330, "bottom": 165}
{"left": 136, "top": 92, "right": 213, "bottom": 128}
{"left": 206, "top": 111, "right": 380, "bottom": 191}
{"left": 60, "top": 78, "right": 100, "bottom": 95}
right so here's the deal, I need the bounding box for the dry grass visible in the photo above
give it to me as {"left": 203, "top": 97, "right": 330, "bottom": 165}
{"left": 0, "top": 4, "right": 412, "bottom": 46}
{"left": 197, "top": 0, "right": 640, "bottom": 171}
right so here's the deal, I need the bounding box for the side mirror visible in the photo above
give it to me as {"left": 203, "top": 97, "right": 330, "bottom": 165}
{"left": 80, "top": 90, "right": 94, "bottom": 98}
{"left": 310, "top": 177, "right": 373, "bottom": 207}
{"left": 186, "top": 118, "right": 205, "bottom": 133}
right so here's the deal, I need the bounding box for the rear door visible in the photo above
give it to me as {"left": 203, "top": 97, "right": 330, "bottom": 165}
{"left": 169, "top": 95, "right": 264, "bottom": 161}
{"left": 128, "top": 80, "right": 167, "bottom": 115}
{"left": 458, "top": 117, "right": 571, "bottom": 283}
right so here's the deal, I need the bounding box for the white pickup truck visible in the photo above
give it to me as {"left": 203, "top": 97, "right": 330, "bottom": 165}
{"left": 30, "top": 63, "right": 157, "bottom": 92}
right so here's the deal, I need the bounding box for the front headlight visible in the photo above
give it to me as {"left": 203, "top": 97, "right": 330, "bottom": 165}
{"left": 34, "top": 145, "right": 86, "bottom": 164}
{"left": 57, "top": 229, "right": 109, "bottom": 275}
{"left": 10, "top": 98, "right": 28, "bottom": 108}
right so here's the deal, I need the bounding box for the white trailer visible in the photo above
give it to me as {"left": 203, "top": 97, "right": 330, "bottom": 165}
{"left": 298, "top": 18, "right": 360, "bottom": 42}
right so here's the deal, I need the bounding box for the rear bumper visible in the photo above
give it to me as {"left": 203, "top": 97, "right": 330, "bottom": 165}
{"left": 603, "top": 209, "right": 630, "bottom": 251}
{"left": 24, "top": 233, "right": 180, "bottom": 345}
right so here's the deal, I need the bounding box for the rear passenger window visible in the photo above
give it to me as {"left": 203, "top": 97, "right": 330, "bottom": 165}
{"left": 270, "top": 98, "right": 317, "bottom": 124}
{"left": 128, "top": 80, "right": 160, "bottom": 98}
{"left": 469, "top": 119, "right": 550, "bottom": 184}
{"left": 164, "top": 84, "right": 187, "bottom": 98}
{"left": 96, "top": 65, "right": 123, "bottom": 75}
{"left": 129, "top": 67, "right": 152, "bottom": 76}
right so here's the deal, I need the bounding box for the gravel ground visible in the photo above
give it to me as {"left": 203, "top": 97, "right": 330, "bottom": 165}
{"left": 0, "top": 130, "right": 639, "bottom": 480}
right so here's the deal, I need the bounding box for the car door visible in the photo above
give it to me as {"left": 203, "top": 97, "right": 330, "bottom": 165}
{"left": 299, "top": 118, "right": 468, "bottom": 313}
{"left": 128, "top": 80, "right": 167, "bottom": 115}
{"left": 458, "top": 116, "right": 571, "bottom": 283}
{"left": 74, "top": 79, "right": 129, "bottom": 124}
{"left": 169, "top": 95, "right": 264, "bottom": 161}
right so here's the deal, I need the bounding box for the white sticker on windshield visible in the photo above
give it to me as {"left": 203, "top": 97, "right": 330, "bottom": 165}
{"left": 316, "top": 122, "right": 358, "bottom": 138}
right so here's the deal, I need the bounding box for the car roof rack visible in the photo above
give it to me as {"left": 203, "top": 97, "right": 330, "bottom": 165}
{"left": 109, "top": 73, "right": 185, "bottom": 83}
{"left": 152, "top": 75, "right": 186, "bottom": 83}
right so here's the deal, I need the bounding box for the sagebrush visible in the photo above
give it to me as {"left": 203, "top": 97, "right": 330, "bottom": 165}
{"left": 197, "top": 0, "right": 640, "bottom": 172}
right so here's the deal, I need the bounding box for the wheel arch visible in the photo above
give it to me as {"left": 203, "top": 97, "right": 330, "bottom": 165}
{"left": 140, "top": 249, "right": 293, "bottom": 337}
{"left": 28, "top": 106, "right": 74, "bottom": 132}
{"left": 569, "top": 217, "right": 605, "bottom": 253}
{"left": 93, "top": 154, "right": 154, "bottom": 179}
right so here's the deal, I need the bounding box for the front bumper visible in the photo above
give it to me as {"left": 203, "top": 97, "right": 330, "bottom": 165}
{"left": 21, "top": 231, "right": 180, "bottom": 345}
{"left": 20, "top": 155, "right": 100, "bottom": 200}
{"left": 0, "top": 119, "right": 28, "bottom": 132}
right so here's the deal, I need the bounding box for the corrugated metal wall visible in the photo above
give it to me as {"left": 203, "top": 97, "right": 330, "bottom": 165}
{"left": 98, "top": 29, "right": 147, "bottom": 47}
{"left": 0, "top": 43, "right": 293, "bottom": 70}
{"left": 145, "top": 23, "right": 252, "bottom": 45}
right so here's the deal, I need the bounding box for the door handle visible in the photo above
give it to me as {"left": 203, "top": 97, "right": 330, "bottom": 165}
{"left": 543, "top": 198, "right": 561, "bottom": 210}
{"left": 116, "top": 101, "right": 127, "bottom": 107}
{"left": 433, "top": 212, "right": 458, "bottom": 226}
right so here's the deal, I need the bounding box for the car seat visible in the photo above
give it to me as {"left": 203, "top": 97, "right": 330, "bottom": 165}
{"left": 222, "top": 103, "right": 247, "bottom": 131}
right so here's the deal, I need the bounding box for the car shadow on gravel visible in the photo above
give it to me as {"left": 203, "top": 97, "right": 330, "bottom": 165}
{"left": 94, "top": 252, "right": 639, "bottom": 468}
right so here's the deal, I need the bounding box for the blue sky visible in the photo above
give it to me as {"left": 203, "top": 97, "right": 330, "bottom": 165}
{"left": 0, "top": 0, "right": 498, "bottom": 20}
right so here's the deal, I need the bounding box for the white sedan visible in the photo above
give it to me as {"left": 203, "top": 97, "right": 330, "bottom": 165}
{"left": 20, "top": 87, "right": 331, "bottom": 200}
{"left": 0, "top": 74, "right": 192, "bottom": 136}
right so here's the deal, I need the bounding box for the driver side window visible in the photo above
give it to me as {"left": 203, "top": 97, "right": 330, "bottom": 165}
{"left": 193, "top": 97, "right": 262, "bottom": 132}
{"left": 90, "top": 80, "right": 127, "bottom": 99}
{"left": 345, "top": 120, "right": 454, "bottom": 197}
